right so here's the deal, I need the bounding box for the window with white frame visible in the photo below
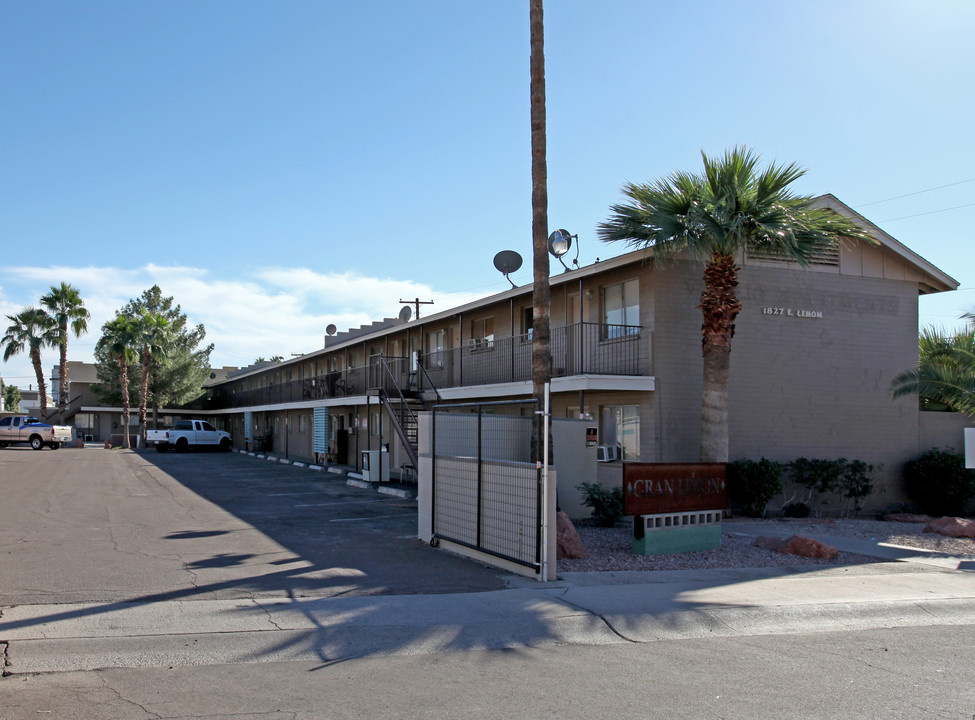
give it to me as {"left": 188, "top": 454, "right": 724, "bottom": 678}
{"left": 470, "top": 317, "right": 494, "bottom": 350}
{"left": 602, "top": 278, "right": 639, "bottom": 338}
{"left": 600, "top": 405, "right": 640, "bottom": 460}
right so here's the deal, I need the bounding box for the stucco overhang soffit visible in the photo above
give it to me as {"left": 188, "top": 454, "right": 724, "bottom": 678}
{"left": 813, "top": 194, "right": 959, "bottom": 294}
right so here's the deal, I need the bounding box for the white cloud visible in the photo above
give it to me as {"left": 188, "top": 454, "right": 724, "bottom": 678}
{"left": 0, "top": 264, "right": 491, "bottom": 386}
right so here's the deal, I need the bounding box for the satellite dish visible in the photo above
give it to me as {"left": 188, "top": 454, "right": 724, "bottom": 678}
{"left": 325, "top": 324, "right": 337, "bottom": 336}
{"left": 493, "top": 250, "right": 523, "bottom": 288}
{"left": 398, "top": 305, "right": 412, "bottom": 322}
{"left": 209, "top": 372, "right": 216, "bottom": 379}
{"left": 549, "top": 229, "right": 572, "bottom": 257}
{"left": 548, "top": 228, "right": 579, "bottom": 271}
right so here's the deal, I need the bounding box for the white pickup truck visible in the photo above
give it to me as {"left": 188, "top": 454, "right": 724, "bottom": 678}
{"left": 148, "top": 419, "right": 233, "bottom": 453}
{"left": 0, "top": 415, "right": 73, "bottom": 450}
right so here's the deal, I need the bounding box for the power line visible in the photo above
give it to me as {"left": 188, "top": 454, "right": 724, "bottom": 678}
{"left": 877, "top": 201, "right": 975, "bottom": 223}
{"left": 856, "top": 178, "right": 975, "bottom": 208}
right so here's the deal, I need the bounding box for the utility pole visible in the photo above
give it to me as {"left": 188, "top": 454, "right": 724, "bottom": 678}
{"left": 399, "top": 298, "right": 434, "bottom": 320}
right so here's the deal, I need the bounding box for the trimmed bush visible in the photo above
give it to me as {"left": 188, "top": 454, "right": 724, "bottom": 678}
{"left": 728, "top": 458, "right": 784, "bottom": 517}
{"left": 904, "top": 448, "right": 975, "bottom": 517}
{"left": 576, "top": 482, "right": 624, "bottom": 527}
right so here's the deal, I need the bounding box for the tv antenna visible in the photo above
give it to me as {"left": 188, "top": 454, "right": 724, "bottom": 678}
{"left": 400, "top": 297, "right": 434, "bottom": 320}
{"left": 493, "top": 250, "right": 523, "bottom": 288}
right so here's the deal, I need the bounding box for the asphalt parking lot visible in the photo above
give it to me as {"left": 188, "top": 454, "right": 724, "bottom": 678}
{"left": 0, "top": 446, "right": 509, "bottom": 607}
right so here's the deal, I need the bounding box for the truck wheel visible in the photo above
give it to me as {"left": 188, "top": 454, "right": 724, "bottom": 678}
{"left": 30, "top": 436, "right": 44, "bottom": 451}
{"left": 220, "top": 437, "right": 232, "bottom": 452}
{"left": 175, "top": 438, "right": 189, "bottom": 453}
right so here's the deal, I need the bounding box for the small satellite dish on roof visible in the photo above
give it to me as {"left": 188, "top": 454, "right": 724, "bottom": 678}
{"left": 493, "top": 250, "right": 523, "bottom": 288}
{"left": 325, "top": 324, "right": 337, "bottom": 336}
{"left": 209, "top": 372, "right": 216, "bottom": 379}
{"left": 398, "top": 305, "right": 412, "bottom": 322}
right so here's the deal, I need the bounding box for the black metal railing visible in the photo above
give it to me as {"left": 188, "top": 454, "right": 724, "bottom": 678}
{"left": 423, "top": 322, "right": 645, "bottom": 390}
{"left": 201, "top": 322, "right": 646, "bottom": 411}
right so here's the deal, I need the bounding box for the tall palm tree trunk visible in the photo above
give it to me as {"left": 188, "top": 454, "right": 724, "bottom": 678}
{"left": 530, "top": 0, "right": 551, "bottom": 460}
{"left": 699, "top": 253, "right": 742, "bottom": 462}
{"left": 30, "top": 347, "right": 49, "bottom": 415}
{"left": 119, "top": 357, "right": 131, "bottom": 449}
{"left": 58, "top": 321, "right": 68, "bottom": 421}
{"left": 139, "top": 352, "right": 150, "bottom": 444}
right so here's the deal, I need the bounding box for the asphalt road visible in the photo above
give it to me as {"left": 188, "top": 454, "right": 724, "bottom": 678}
{"left": 0, "top": 445, "right": 509, "bottom": 606}
{"left": 2, "top": 446, "right": 974, "bottom": 718}
{"left": 3, "top": 624, "right": 973, "bottom": 719}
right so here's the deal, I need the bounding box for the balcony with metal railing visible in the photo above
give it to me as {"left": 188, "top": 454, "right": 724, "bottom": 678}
{"left": 200, "top": 322, "right": 648, "bottom": 411}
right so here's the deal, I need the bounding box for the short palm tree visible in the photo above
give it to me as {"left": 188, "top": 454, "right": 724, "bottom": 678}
{"left": 891, "top": 327, "right": 975, "bottom": 416}
{"left": 97, "top": 316, "right": 139, "bottom": 448}
{"left": 2, "top": 307, "right": 56, "bottom": 414}
{"left": 598, "top": 147, "right": 873, "bottom": 462}
{"left": 40, "top": 282, "right": 90, "bottom": 420}
{"left": 134, "top": 311, "right": 172, "bottom": 441}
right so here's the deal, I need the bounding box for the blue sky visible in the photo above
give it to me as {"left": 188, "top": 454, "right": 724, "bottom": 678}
{"left": 2, "top": 0, "right": 973, "bottom": 387}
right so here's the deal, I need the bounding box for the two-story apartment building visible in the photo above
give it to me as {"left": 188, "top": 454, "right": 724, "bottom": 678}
{"left": 59, "top": 196, "right": 959, "bottom": 509}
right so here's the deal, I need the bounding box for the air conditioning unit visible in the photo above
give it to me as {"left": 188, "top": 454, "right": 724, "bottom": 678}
{"left": 596, "top": 445, "right": 618, "bottom": 463}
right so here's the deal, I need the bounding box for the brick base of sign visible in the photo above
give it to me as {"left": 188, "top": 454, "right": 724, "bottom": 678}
{"left": 632, "top": 511, "right": 722, "bottom": 556}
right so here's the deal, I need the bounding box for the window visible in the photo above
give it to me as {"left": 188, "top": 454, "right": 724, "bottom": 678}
{"left": 470, "top": 317, "right": 494, "bottom": 350}
{"left": 426, "top": 329, "right": 445, "bottom": 368}
{"left": 521, "top": 307, "right": 533, "bottom": 341}
{"left": 602, "top": 279, "right": 639, "bottom": 338}
{"left": 600, "top": 405, "right": 639, "bottom": 460}
{"left": 0, "top": 417, "right": 10, "bottom": 427}
{"left": 370, "top": 410, "right": 381, "bottom": 437}
{"left": 201, "top": 421, "right": 216, "bottom": 432}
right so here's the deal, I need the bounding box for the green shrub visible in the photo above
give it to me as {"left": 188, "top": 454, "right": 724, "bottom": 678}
{"left": 904, "top": 448, "right": 975, "bottom": 517}
{"left": 838, "top": 459, "right": 877, "bottom": 515}
{"left": 785, "top": 457, "right": 877, "bottom": 516}
{"left": 728, "top": 458, "right": 784, "bottom": 517}
{"left": 576, "top": 482, "right": 624, "bottom": 527}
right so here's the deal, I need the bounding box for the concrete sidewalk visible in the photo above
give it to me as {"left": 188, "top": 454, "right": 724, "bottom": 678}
{"left": 3, "top": 558, "right": 973, "bottom": 674}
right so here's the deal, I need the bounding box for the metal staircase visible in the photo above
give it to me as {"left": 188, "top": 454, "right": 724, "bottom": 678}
{"left": 373, "top": 357, "right": 441, "bottom": 470}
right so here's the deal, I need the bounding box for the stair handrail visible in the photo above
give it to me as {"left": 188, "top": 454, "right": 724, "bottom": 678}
{"left": 414, "top": 359, "right": 442, "bottom": 404}
{"left": 376, "top": 388, "right": 419, "bottom": 469}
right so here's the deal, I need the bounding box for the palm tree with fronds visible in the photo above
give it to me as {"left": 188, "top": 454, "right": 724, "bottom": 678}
{"left": 97, "top": 316, "right": 138, "bottom": 448}
{"left": 40, "top": 282, "right": 90, "bottom": 421}
{"left": 598, "top": 147, "right": 874, "bottom": 462}
{"left": 2, "top": 307, "right": 56, "bottom": 414}
{"left": 134, "top": 311, "right": 172, "bottom": 443}
{"left": 891, "top": 326, "right": 975, "bottom": 417}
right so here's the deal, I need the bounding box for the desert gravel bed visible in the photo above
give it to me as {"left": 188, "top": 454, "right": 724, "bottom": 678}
{"left": 558, "top": 517, "right": 974, "bottom": 573}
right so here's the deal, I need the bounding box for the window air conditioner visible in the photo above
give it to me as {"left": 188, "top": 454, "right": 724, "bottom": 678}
{"left": 596, "top": 445, "right": 618, "bottom": 463}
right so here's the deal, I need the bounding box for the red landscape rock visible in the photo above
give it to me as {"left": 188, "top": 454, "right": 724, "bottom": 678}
{"left": 556, "top": 511, "right": 588, "bottom": 559}
{"left": 923, "top": 517, "right": 975, "bottom": 539}
{"left": 753, "top": 534, "right": 839, "bottom": 560}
